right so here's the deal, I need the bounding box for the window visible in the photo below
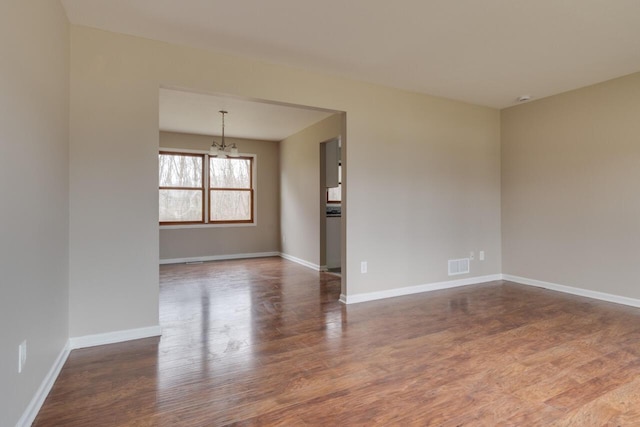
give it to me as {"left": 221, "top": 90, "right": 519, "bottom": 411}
{"left": 327, "top": 162, "right": 342, "bottom": 203}
{"left": 209, "top": 157, "right": 253, "bottom": 223}
{"left": 159, "top": 152, "right": 204, "bottom": 224}
{"left": 159, "top": 152, "right": 254, "bottom": 225}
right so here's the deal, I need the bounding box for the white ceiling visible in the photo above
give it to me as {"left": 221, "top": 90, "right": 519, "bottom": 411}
{"left": 61, "top": 0, "right": 640, "bottom": 108}
{"left": 159, "top": 89, "right": 335, "bottom": 140}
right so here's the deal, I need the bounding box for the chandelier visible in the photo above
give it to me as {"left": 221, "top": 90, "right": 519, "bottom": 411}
{"left": 209, "top": 110, "right": 238, "bottom": 158}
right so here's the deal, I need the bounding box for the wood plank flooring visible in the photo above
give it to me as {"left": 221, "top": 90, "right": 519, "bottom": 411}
{"left": 34, "top": 257, "right": 640, "bottom": 425}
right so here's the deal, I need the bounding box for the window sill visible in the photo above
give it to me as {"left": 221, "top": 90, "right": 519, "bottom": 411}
{"left": 160, "top": 222, "right": 256, "bottom": 230}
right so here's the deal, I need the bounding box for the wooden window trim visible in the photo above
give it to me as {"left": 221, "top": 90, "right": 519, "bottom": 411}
{"left": 159, "top": 151, "right": 205, "bottom": 225}
{"left": 208, "top": 156, "right": 254, "bottom": 224}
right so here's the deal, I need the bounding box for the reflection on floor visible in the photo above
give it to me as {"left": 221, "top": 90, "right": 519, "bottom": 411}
{"left": 35, "top": 257, "right": 640, "bottom": 425}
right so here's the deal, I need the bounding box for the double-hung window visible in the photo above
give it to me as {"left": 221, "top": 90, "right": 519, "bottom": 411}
{"left": 159, "top": 151, "right": 254, "bottom": 225}
{"left": 159, "top": 152, "right": 204, "bottom": 224}
{"left": 209, "top": 157, "right": 253, "bottom": 223}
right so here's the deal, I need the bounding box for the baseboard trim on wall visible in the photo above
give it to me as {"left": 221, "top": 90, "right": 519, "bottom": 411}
{"left": 279, "top": 253, "right": 321, "bottom": 271}
{"left": 160, "top": 251, "right": 280, "bottom": 265}
{"left": 16, "top": 342, "right": 70, "bottom": 427}
{"left": 69, "top": 325, "right": 162, "bottom": 350}
{"left": 502, "top": 274, "right": 640, "bottom": 308}
{"left": 342, "top": 274, "right": 503, "bottom": 304}
{"left": 18, "top": 326, "right": 163, "bottom": 426}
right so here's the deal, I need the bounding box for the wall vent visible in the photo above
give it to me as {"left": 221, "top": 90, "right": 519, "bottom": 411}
{"left": 448, "top": 258, "right": 470, "bottom": 276}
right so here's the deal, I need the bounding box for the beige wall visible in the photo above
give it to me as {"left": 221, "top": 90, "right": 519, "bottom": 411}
{"left": 502, "top": 72, "right": 640, "bottom": 297}
{"left": 159, "top": 132, "right": 280, "bottom": 261}
{"left": 0, "top": 1, "right": 69, "bottom": 425}
{"left": 280, "top": 114, "right": 344, "bottom": 267}
{"left": 68, "top": 24, "right": 501, "bottom": 337}
{"left": 69, "top": 31, "right": 161, "bottom": 337}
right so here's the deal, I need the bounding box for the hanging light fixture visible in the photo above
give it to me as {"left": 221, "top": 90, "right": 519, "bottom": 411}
{"left": 209, "top": 110, "right": 239, "bottom": 158}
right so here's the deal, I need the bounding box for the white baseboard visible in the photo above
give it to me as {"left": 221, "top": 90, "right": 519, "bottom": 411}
{"left": 16, "top": 342, "right": 70, "bottom": 427}
{"left": 17, "top": 326, "right": 162, "bottom": 425}
{"left": 162, "top": 254, "right": 640, "bottom": 309}
{"left": 342, "top": 274, "right": 502, "bottom": 304}
{"left": 160, "top": 251, "right": 279, "bottom": 265}
{"left": 502, "top": 274, "right": 640, "bottom": 308}
{"left": 69, "top": 325, "right": 162, "bottom": 350}
{"left": 279, "top": 253, "right": 321, "bottom": 271}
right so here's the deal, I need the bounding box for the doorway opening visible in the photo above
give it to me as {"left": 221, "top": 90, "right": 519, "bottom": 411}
{"left": 158, "top": 87, "right": 347, "bottom": 297}
{"left": 320, "top": 137, "right": 342, "bottom": 277}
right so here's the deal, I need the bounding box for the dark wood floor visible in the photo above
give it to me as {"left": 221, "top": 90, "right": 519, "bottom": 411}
{"left": 35, "top": 257, "right": 640, "bottom": 426}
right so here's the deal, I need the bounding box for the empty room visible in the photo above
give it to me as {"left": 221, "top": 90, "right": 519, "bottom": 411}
{"left": 2, "top": 0, "right": 640, "bottom": 425}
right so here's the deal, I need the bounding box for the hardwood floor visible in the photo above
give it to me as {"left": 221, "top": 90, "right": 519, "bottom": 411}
{"left": 35, "top": 257, "right": 640, "bottom": 425}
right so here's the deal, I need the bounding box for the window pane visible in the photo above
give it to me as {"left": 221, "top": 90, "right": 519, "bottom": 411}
{"left": 210, "top": 158, "right": 250, "bottom": 189}
{"left": 159, "top": 189, "right": 202, "bottom": 222}
{"left": 328, "top": 185, "right": 341, "bottom": 202}
{"left": 159, "top": 154, "right": 202, "bottom": 187}
{"left": 210, "top": 190, "right": 251, "bottom": 221}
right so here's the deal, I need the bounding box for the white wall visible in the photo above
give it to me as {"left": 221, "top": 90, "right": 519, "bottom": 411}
{"left": 159, "top": 132, "right": 280, "bottom": 261}
{"left": 0, "top": 1, "right": 70, "bottom": 425}
{"left": 68, "top": 24, "right": 501, "bottom": 336}
{"left": 502, "top": 71, "right": 640, "bottom": 298}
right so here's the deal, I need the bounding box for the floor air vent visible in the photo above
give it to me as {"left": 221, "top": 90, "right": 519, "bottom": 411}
{"left": 448, "top": 258, "right": 470, "bottom": 276}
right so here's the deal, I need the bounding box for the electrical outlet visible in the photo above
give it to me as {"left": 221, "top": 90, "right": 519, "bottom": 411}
{"left": 479, "top": 251, "right": 485, "bottom": 261}
{"left": 18, "top": 340, "right": 27, "bottom": 373}
{"left": 361, "top": 261, "right": 368, "bottom": 274}
{"left": 470, "top": 251, "right": 475, "bottom": 261}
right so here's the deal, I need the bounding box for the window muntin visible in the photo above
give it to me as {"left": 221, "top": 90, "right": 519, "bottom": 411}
{"left": 159, "top": 152, "right": 204, "bottom": 224}
{"left": 209, "top": 157, "right": 254, "bottom": 223}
